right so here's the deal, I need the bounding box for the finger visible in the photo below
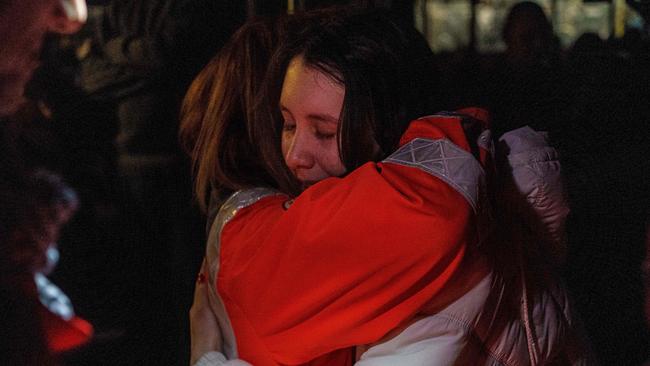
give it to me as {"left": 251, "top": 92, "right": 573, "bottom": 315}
{"left": 197, "top": 257, "right": 208, "bottom": 284}
{"left": 193, "top": 257, "right": 209, "bottom": 305}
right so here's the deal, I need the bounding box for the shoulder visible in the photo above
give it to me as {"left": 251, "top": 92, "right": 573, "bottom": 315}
{"left": 207, "top": 188, "right": 286, "bottom": 250}
{"left": 217, "top": 188, "right": 285, "bottom": 226}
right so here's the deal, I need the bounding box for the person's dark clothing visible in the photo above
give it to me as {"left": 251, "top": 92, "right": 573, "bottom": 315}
{"left": 59, "top": 2, "right": 247, "bottom": 365}
{"left": 80, "top": 0, "right": 246, "bottom": 156}
{"left": 481, "top": 55, "right": 569, "bottom": 139}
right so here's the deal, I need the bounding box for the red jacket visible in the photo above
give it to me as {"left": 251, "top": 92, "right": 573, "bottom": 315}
{"left": 213, "top": 111, "right": 492, "bottom": 365}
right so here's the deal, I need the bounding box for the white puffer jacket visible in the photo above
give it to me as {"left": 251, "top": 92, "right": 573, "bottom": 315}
{"left": 353, "top": 126, "right": 589, "bottom": 366}
{"left": 499, "top": 126, "right": 570, "bottom": 268}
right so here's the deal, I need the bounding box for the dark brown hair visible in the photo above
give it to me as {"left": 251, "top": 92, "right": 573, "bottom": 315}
{"left": 179, "top": 17, "right": 286, "bottom": 211}
{"left": 255, "top": 8, "right": 441, "bottom": 196}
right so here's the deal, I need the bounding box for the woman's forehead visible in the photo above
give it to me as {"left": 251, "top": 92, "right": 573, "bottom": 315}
{"left": 280, "top": 56, "right": 344, "bottom": 119}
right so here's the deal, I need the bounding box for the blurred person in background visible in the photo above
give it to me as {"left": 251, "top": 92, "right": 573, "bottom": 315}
{"left": 0, "top": 0, "right": 91, "bottom": 365}
{"left": 481, "top": 1, "right": 567, "bottom": 139}
{"left": 65, "top": 1, "right": 247, "bottom": 363}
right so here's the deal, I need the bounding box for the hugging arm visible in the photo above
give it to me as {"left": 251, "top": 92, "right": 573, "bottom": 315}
{"left": 211, "top": 116, "right": 491, "bottom": 365}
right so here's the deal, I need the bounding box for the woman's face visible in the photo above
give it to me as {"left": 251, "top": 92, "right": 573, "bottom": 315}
{"left": 280, "top": 56, "right": 346, "bottom": 187}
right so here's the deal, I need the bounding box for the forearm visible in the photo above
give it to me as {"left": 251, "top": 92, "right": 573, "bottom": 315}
{"left": 216, "top": 115, "right": 492, "bottom": 364}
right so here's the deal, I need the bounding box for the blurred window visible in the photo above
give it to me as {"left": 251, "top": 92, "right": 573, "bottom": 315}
{"left": 414, "top": 0, "right": 644, "bottom": 52}
{"left": 556, "top": 0, "right": 610, "bottom": 47}
{"left": 415, "top": 0, "right": 472, "bottom": 52}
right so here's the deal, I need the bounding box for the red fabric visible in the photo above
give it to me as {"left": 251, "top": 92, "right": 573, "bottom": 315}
{"left": 217, "top": 112, "right": 491, "bottom": 365}
{"left": 456, "top": 107, "right": 491, "bottom": 128}
{"left": 38, "top": 304, "right": 93, "bottom": 353}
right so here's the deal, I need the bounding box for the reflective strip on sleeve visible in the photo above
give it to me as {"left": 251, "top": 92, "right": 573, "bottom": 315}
{"left": 383, "top": 138, "right": 486, "bottom": 214}
{"left": 215, "top": 188, "right": 283, "bottom": 233}
{"left": 205, "top": 187, "right": 283, "bottom": 359}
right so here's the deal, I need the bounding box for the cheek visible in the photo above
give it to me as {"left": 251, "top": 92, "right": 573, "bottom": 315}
{"left": 321, "top": 141, "right": 346, "bottom": 176}
{"left": 280, "top": 134, "right": 292, "bottom": 162}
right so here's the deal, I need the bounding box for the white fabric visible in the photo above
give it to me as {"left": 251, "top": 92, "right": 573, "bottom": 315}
{"left": 499, "top": 126, "right": 570, "bottom": 266}
{"left": 191, "top": 274, "right": 494, "bottom": 366}
{"left": 194, "top": 351, "right": 251, "bottom": 366}
{"left": 357, "top": 273, "right": 493, "bottom": 365}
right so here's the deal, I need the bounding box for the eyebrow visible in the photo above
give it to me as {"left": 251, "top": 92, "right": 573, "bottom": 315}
{"left": 280, "top": 105, "right": 339, "bottom": 125}
{"left": 306, "top": 113, "right": 339, "bottom": 124}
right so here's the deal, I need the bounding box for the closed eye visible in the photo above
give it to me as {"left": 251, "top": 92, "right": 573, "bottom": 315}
{"left": 316, "top": 131, "right": 336, "bottom": 140}
{"left": 282, "top": 123, "right": 296, "bottom": 133}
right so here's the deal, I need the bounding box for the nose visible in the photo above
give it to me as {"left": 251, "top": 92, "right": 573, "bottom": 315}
{"left": 48, "top": 0, "right": 87, "bottom": 35}
{"left": 284, "top": 129, "right": 315, "bottom": 173}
